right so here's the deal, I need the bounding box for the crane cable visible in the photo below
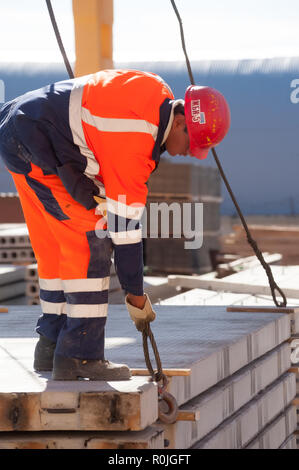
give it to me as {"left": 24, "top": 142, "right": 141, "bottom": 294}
{"left": 45, "top": 0, "right": 74, "bottom": 79}
{"left": 170, "top": 0, "right": 287, "bottom": 308}
{"left": 45, "top": 0, "right": 178, "bottom": 424}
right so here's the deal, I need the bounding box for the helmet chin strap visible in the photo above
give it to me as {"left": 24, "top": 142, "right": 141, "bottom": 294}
{"left": 170, "top": 0, "right": 287, "bottom": 307}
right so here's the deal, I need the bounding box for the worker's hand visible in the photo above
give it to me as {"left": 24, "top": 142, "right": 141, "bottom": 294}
{"left": 94, "top": 195, "right": 107, "bottom": 219}
{"left": 126, "top": 293, "right": 147, "bottom": 309}
{"left": 125, "top": 293, "right": 156, "bottom": 331}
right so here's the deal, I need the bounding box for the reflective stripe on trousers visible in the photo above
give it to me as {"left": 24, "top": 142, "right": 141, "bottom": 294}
{"left": 10, "top": 163, "right": 112, "bottom": 360}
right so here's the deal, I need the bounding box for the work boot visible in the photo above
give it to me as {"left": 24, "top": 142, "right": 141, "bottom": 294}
{"left": 52, "top": 354, "right": 131, "bottom": 381}
{"left": 34, "top": 335, "right": 56, "bottom": 371}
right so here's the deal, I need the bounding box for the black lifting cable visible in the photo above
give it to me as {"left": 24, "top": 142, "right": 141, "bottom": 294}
{"left": 170, "top": 0, "right": 287, "bottom": 308}
{"left": 45, "top": 0, "right": 74, "bottom": 79}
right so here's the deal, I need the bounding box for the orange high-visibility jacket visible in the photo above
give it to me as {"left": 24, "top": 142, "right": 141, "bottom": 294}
{"left": 0, "top": 69, "right": 182, "bottom": 295}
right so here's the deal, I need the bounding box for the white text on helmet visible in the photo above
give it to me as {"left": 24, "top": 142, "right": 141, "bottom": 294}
{"left": 191, "top": 99, "right": 206, "bottom": 124}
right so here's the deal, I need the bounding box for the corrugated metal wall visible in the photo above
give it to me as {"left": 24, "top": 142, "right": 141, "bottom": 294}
{"left": 1, "top": 57, "right": 299, "bottom": 215}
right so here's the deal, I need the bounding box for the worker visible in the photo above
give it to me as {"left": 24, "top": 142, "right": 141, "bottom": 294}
{"left": 0, "top": 69, "right": 230, "bottom": 380}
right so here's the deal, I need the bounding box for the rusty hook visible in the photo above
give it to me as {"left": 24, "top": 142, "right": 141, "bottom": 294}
{"left": 158, "top": 391, "right": 179, "bottom": 424}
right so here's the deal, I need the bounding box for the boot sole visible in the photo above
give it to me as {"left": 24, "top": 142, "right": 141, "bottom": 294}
{"left": 52, "top": 368, "right": 131, "bottom": 381}
{"left": 34, "top": 364, "right": 53, "bottom": 372}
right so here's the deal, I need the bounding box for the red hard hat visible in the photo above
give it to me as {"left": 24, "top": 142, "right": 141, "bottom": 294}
{"left": 184, "top": 85, "right": 231, "bottom": 159}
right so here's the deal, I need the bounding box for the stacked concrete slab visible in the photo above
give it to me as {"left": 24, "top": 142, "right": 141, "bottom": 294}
{"left": 0, "top": 224, "right": 35, "bottom": 264}
{"left": 0, "top": 305, "right": 296, "bottom": 449}
{"left": 0, "top": 194, "right": 24, "bottom": 224}
{"left": 0, "top": 265, "right": 26, "bottom": 303}
{"left": 145, "top": 160, "right": 221, "bottom": 274}
{"left": 165, "top": 265, "right": 299, "bottom": 448}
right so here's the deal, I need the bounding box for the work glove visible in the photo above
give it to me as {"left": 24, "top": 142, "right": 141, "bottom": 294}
{"left": 125, "top": 293, "right": 156, "bottom": 331}
{"left": 94, "top": 195, "right": 107, "bottom": 219}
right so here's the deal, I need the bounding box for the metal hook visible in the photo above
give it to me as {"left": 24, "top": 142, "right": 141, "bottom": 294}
{"left": 158, "top": 391, "right": 179, "bottom": 424}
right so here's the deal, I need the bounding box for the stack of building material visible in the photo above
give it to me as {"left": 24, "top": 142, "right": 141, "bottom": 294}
{"left": 215, "top": 252, "right": 282, "bottom": 278}
{"left": 0, "top": 304, "right": 296, "bottom": 449}
{"left": 0, "top": 223, "right": 35, "bottom": 264}
{"left": 25, "top": 264, "right": 40, "bottom": 305}
{"left": 145, "top": 160, "right": 222, "bottom": 274}
{"left": 0, "top": 265, "right": 26, "bottom": 303}
{"left": 166, "top": 264, "right": 299, "bottom": 448}
{"left": 221, "top": 224, "right": 299, "bottom": 266}
{"left": 0, "top": 193, "right": 25, "bottom": 223}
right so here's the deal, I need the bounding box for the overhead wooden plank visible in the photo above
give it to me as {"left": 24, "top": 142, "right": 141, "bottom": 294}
{"left": 0, "top": 425, "right": 164, "bottom": 449}
{"left": 227, "top": 306, "right": 299, "bottom": 314}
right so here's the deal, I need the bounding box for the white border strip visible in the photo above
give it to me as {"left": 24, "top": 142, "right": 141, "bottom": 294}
{"left": 69, "top": 76, "right": 100, "bottom": 177}
{"left": 40, "top": 299, "right": 66, "bottom": 315}
{"left": 39, "top": 278, "right": 63, "bottom": 291}
{"left": 63, "top": 277, "right": 110, "bottom": 293}
{"left": 82, "top": 107, "right": 158, "bottom": 139}
{"left": 66, "top": 303, "right": 108, "bottom": 318}
{"left": 110, "top": 229, "right": 142, "bottom": 245}
{"left": 107, "top": 197, "right": 145, "bottom": 220}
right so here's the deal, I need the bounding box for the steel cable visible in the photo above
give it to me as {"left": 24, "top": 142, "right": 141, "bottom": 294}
{"left": 170, "top": 0, "right": 287, "bottom": 307}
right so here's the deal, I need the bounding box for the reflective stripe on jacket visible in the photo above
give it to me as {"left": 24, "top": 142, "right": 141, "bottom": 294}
{"left": 74, "top": 70, "right": 176, "bottom": 294}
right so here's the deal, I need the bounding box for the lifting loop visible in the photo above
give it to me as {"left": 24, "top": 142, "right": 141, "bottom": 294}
{"left": 158, "top": 391, "right": 179, "bottom": 424}
{"left": 141, "top": 322, "right": 179, "bottom": 424}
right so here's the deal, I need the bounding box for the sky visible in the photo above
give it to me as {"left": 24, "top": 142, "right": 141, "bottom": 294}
{"left": 0, "top": 0, "right": 299, "bottom": 63}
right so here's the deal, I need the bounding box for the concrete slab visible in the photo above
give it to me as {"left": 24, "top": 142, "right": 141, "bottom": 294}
{"left": 192, "top": 373, "right": 296, "bottom": 449}
{"left": 279, "top": 434, "right": 298, "bottom": 450}
{"left": 0, "top": 341, "right": 158, "bottom": 432}
{"left": 161, "top": 288, "right": 299, "bottom": 309}
{"left": 0, "top": 305, "right": 291, "bottom": 407}
{"left": 163, "top": 342, "right": 291, "bottom": 449}
{"left": 168, "top": 265, "right": 299, "bottom": 301}
{"left": 0, "top": 224, "right": 30, "bottom": 248}
{"left": 0, "top": 425, "right": 164, "bottom": 449}
{"left": 0, "top": 282, "right": 26, "bottom": 302}
{"left": 0, "top": 265, "right": 26, "bottom": 287}
{"left": 246, "top": 406, "right": 297, "bottom": 449}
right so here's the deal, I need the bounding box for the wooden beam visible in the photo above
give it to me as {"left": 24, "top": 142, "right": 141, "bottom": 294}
{"left": 72, "top": 0, "right": 113, "bottom": 76}
{"left": 131, "top": 368, "right": 191, "bottom": 377}
{"left": 176, "top": 410, "right": 200, "bottom": 421}
{"left": 227, "top": 306, "right": 299, "bottom": 314}
{"left": 0, "top": 426, "right": 165, "bottom": 449}
{"left": 0, "top": 308, "right": 8, "bottom": 313}
{"left": 287, "top": 335, "right": 299, "bottom": 343}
